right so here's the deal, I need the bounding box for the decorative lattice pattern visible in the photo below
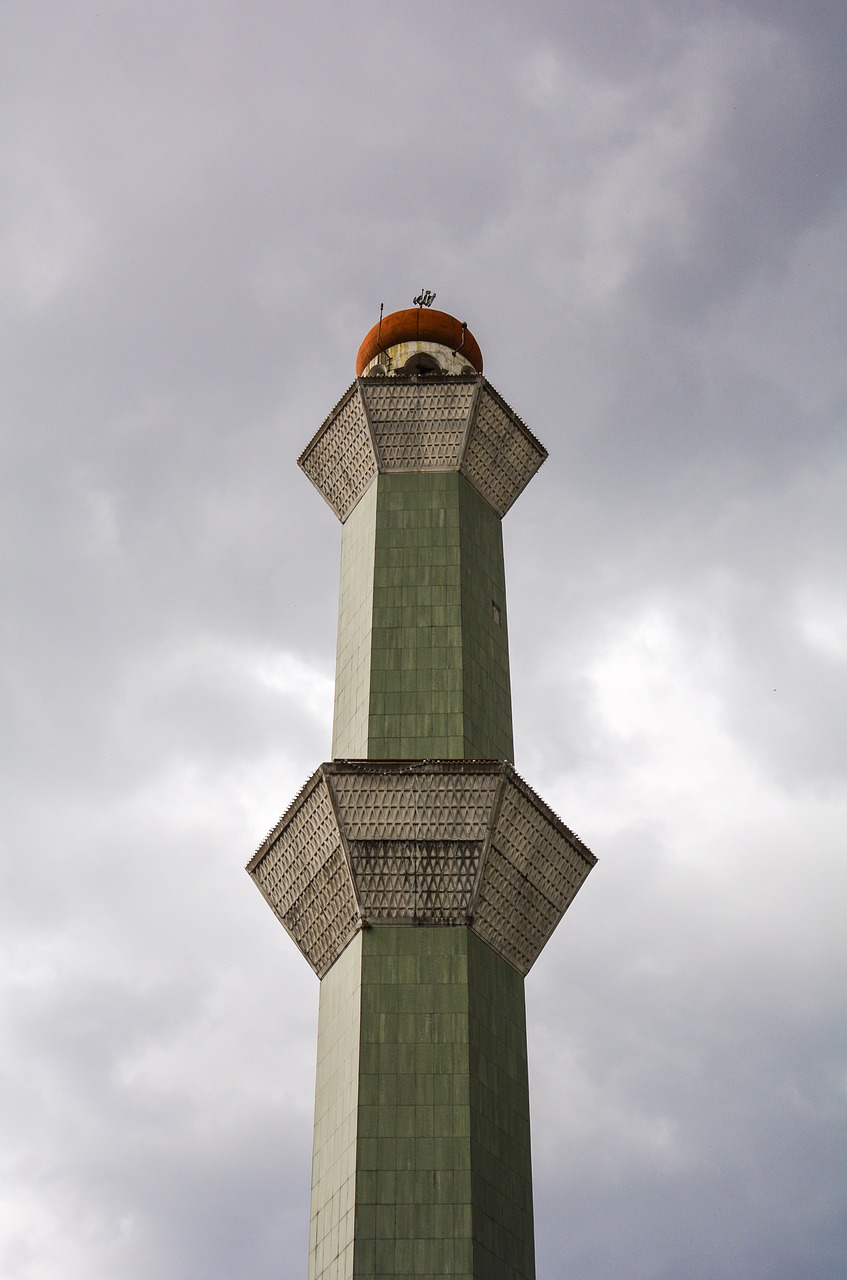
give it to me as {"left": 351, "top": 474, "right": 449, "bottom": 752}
{"left": 247, "top": 762, "right": 595, "bottom": 976}
{"left": 349, "top": 839, "right": 481, "bottom": 923}
{"left": 361, "top": 380, "right": 476, "bottom": 471}
{"left": 249, "top": 775, "right": 360, "bottom": 977}
{"left": 298, "top": 387, "right": 377, "bottom": 521}
{"left": 473, "top": 780, "right": 593, "bottom": 974}
{"left": 298, "top": 378, "right": 547, "bottom": 521}
{"left": 461, "top": 386, "right": 547, "bottom": 518}
{"left": 331, "top": 767, "right": 499, "bottom": 841}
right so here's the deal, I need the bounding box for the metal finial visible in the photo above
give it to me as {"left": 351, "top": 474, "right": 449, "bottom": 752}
{"left": 413, "top": 289, "right": 436, "bottom": 308}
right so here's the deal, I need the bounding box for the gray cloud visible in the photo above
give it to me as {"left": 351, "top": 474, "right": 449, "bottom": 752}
{"left": 1, "top": 1, "right": 844, "bottom": 1277}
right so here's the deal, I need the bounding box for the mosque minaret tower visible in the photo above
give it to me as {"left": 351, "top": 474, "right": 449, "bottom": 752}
{"left": 247, "top": 299, "right": 596, "bottom": 1280}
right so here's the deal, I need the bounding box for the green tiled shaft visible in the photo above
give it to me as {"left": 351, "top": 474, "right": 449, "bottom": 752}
{"left": 332, "top": 472, "right": 513, "bottom": 761}
{"left": 309, "top": 928, "right": 535, "bottom": 1280}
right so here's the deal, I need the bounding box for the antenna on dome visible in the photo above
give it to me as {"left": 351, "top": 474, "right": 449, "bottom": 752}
{"left": 413, "top": 289, "right": 436, "bottom": 308}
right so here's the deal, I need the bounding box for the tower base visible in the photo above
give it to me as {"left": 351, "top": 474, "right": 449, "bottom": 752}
{"left": 310, "top": 927, "right": 535, "bottom": 1280}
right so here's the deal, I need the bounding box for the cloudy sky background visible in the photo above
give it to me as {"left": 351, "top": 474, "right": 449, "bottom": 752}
{"left": 2, "top": 2, "right": 845, "bottom": 1277}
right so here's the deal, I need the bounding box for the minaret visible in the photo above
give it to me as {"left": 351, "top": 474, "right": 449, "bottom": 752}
{"left": 247, "top": 302, "right": 596, "bottom": 1280}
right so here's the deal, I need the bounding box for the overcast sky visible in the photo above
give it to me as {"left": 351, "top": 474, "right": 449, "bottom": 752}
{"left": 1, "top": 2, "right": 845, "bottom": 1278}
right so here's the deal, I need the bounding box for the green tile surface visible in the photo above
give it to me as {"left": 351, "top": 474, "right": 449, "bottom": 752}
{"left": 332, "top": 473, "right": 514, "bottom": 761}
{"left": 309, "top": 928, "right": 534, "bottom": 1279}
{"left": 457, "top": 479, "right": 513, "bottom": 763}
{"left": 467, "top": 931, "right": 535, "bottom": 1280}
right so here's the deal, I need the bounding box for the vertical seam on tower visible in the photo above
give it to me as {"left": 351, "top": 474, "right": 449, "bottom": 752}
{"left": 468, "top": 762, "right": 508, "bottom": 923}
{"left": 457, "top": 375, "right": 484, "bottom": 468}
{"left": 356, "top": 378, "right": 383, "bottom": 470}
{"left": 413, "top": 765, "right": 420, "bottom": 921}
{"left": 323, "top": 766, "right": 366, "bottom": 929}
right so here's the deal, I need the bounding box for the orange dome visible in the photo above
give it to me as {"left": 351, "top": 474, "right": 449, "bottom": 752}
{"left": 356, "top": 308, "right": 483, "bottom": 376}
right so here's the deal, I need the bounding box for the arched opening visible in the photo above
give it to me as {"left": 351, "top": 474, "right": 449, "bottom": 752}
{"left": 402, "top": 353, "right": 442, "bottom": 375}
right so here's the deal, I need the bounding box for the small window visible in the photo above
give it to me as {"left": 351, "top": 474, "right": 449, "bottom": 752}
{"left": 492, "top": 601, "right": 501, "bottom": 626}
